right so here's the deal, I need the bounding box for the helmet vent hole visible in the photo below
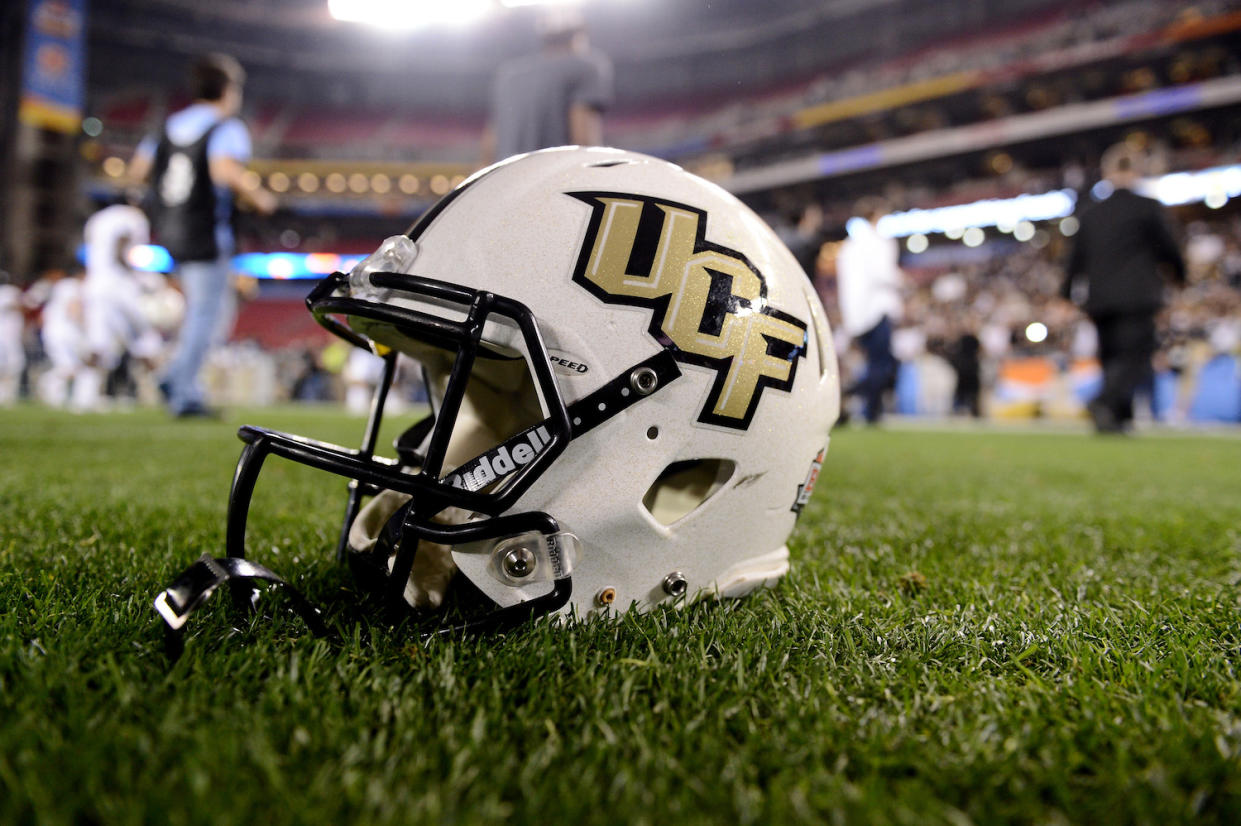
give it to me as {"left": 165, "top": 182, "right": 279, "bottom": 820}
{"left": 646, "top": 426, "right": 659, "bottom": 440}
{"left": 588, "top": 160, "right": 633, "bottom": 168}
{"left": 641, "top": 458, "right": 735, "bottom": 527}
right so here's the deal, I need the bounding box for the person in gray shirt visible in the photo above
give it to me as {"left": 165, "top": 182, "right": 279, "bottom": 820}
{"left": 481, "top": 9, "right": 613, "bottom": 164}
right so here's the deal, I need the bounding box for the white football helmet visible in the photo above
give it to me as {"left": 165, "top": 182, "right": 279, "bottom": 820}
{"left": 155, "top": 147, "right": 839, "bottom": 644}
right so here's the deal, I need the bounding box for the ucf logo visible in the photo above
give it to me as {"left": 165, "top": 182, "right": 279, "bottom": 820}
{"left": 569, "top": 192, "right": 807, "bottom": 430}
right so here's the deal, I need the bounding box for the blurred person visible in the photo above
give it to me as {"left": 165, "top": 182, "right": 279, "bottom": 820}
{"left": 837, "top": 198, "right": 903, "bottom": 424}
{"left": 0, "top": 270, "right": 23, "bottom": 405}
{"left": 784, "top": 203, "right": 829, "bottom": 279}
{"left": 36, "top": 265, "right": 90, "bottom": 409}
{"left": 128, "top": 53, "right": 277, "bottom": 418}
{"left": 77, "top": 202, "right": 165, "bottom": 411}
{"left": 343, "top": 346, "right": 386, "bottom": 416}
{"left": 480, "top": 8, "right": 613, "bottom": 164}
{"left": 949, "top": 330, "right": 982, "bottom": 418}
{"left": 290, "top": 348, "right": 332, "bottom": 402}
{"left": 1061, "top": 144, "right": 1185, "bottom": 433}
{"left": 1223, "top": 240, "right": 1241, "bottom": 289}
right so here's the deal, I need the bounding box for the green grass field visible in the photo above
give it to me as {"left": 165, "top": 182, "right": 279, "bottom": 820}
{"left": 2, "top": 405, "right": 1240, "bottom": 825}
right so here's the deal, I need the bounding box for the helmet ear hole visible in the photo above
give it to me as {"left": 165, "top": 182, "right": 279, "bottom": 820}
{"left": 641, "top": 459, "right": 735, "bottom": 527}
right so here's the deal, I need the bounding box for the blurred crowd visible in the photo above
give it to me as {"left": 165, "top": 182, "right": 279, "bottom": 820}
{"left": 89, "top": 0, "right": 1237, "bottom": 173}
{"left": 816, "top": 210, "right": 1241, "bottom": 422}
{"left": 0, "top": 258, "right": 430, "bottom": 414}
{"left": 4, "top": 203, "right": 1236, "bottom": 424}
{"left": 0, "top": 273, "right": 429, "bottom": 414}
{"left": 4, "top": 0, "right": 1238, "bottom": 424}
{"left": 706, "top": 0, "right": 1239, "bottom": 173}
{"left": 799, "top": 0, "right": 1232, "bottom": 114}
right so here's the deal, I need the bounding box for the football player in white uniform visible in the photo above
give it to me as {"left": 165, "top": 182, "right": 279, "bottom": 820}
{"left": 37, "top": 268, "right": 90, "bottom": 409}
{"left": 0, "top": 273, "right": 24, "bottom": 406}
{"left": 79, "top": 204, "right": 169, "bottom": 410}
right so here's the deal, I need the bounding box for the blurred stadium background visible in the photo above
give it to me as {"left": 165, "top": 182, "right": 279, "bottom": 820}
{"left": 1, "top": 0, "right": 1239, "bottom": 423}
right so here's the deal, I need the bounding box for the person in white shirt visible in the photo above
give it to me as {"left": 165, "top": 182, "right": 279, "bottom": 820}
{"left": 0, "top": 273, "right": 24, "bottom": 405}
{"left": 836, "top": 198, "right": 903, "bottom": 423}
{"left": 79, "top": 203, "right": 165, "bottom": 410}
{"left": 343, "top": 347, "right": 386, "bottom": 417}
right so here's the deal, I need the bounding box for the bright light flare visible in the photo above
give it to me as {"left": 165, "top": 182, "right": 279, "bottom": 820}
{"left": 305, "top": 253, "right": 343, "bottom": 274}
{"left": 877, "top": 190, "right": 1076, "bottom": 239}
{"left": 500, "top": 0, "right": 584, "bottom": 6}
{"left": 328, "top": 0, "right": 492, "bottom": 29}
{"left": 1025, "top": 322, "right": 1048, "bottom": 344}
{"left": 267, "top": 256, "right": 296, "bottom": 279}
{"left": 126, "top": 244, "right": 174, "bottom": 273}
{"left": 871, "top": 164, "right": 1241, "bottom": 241}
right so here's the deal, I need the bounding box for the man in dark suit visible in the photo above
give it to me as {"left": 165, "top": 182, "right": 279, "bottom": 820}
{"left": 1062, "top": 145, "right": 1185, "bottom": 433}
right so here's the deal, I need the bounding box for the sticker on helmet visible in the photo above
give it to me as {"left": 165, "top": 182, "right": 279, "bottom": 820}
{"left": 568, "top": 191, "right": 808, "bottom": 430}
{"left": 791, "top": 448, "right": 825, "bottom": 514}
{"left": 548, "top": 351, "right": 590, "bottom": 376}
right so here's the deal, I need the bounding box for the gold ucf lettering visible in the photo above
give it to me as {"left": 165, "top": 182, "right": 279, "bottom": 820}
{"left": 570, "top": 193, "right": 807, "bottom": 429}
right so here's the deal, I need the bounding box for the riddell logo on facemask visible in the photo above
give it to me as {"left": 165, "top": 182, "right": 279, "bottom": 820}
{"left": 445, "top": 425, "right": 553, "bottom": 492}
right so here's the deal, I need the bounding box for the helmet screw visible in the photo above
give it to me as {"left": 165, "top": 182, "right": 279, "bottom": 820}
{"left": 595, "top": 587, "right": 616, "bottom": 607}
{"left": 662, "top": 571, "right": 688, "bottom": 598}
{"left": 630, "top": 366, "right": 659, "bottom": 396}
{"left": 501, "top": 546, "right": 537, "bottom": 579}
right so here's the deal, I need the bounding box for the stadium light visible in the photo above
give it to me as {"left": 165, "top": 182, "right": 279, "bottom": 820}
{"left": 233, "top": 252, "right": 367, "bottom": 279}
{"left": 127, "top": 245, "right": 174, "bottom": 273}
{"left": 874, "top": 163, "right": 1241, "bottom": 241}
{"left": 1142, "top": 163, "right": 1241, "bottom": 207}
{"left": 328, "top": 0, "right": 493, "bottom": 29}
{"left": 500, "top": 0, "right": 584, "bottom": 6}
{"left": 875, "top": 190, "right": 1077, "bottom": 239}
{"left": 82, "top": 243, "right": 373, "bottom": 279}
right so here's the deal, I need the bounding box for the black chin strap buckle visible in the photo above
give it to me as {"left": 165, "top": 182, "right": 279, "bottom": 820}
{"left": 155, "top": 554, "right": 329, "bottom": 660}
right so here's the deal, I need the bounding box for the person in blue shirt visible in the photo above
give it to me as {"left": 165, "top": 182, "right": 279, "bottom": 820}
{"left": 128, "top": 53, "right": 276, "bottom": 417}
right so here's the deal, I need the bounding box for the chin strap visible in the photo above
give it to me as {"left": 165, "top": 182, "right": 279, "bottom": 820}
{"left": 154, "top": 548, "right": 570, "bottom": 660}
{"left": 154, "top": 554, "right": 330, "bottom": 660}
